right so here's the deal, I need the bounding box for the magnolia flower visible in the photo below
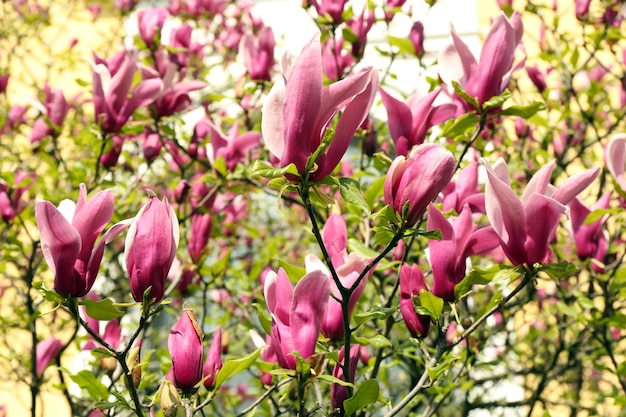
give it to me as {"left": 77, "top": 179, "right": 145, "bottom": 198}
{"left": 92, "top": 50, "right": 162, "bottom": 133}
{"left": 569, "top": 194, "right": 611, "bottom": 270}
{"left": 441, "top": 155, "right": 484, "bottom": 214}
{"left": 384, "top": 143, "right": 455, "bottom": 227}
{"left": 29, "top": 83, "right": 68, "bottom": 144}
{"left": 125, "top": 196, "right": 179, "bottom": 302}
{"left": 606, "top": 133, "right": 626, "bottom": 190}
{"left": 399, "top": 263, "right": 431, "bottom": 338}
{"left": 239, "top": 27, "right": 275, "bottom": 82}
{"left": 484, "top": 158, "right": 599, "bottom": 266}
{"left": 264, "top": 268, "right": 329, "bottom": 369}
{"left": 439, "top": 12, "right": 524, "bottom": 110}
{"left": 137, "top": 7, "right": 169, "bottom": 48}
{"left": 202, "top": 328, "right": 223, "bottom": 390}
{"left": 312, "top": 0, "right": 348, "bottom": 23}
{"left": 379, "top": 87, "right": 456, "bottom": 156}
{"left": 305, "top": 215, "right": 371, "bottom": 340}
{"left": 427, "top": 203, "right": 499, "bottom": 301}
{"left": 330, "top": 344, "right": 360, "bottom": 415}
{"left": 262, "top": 36, "right": 377, "bottom": 181}
{"left": 169, "top": 304, "right": 204, "bottom": 392}
{"left": 201, "top": 119, "right": 261, "bottom": 171}
{"left": 36, "top": 337, "right": 63, "bottom": 375}
{"left": 35, "top": 184, "right": 129, "bottom": 297}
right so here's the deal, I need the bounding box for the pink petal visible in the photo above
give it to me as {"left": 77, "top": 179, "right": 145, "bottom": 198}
{"left": 261, "top": 79, "right": 286, "bottom": 159}
{"left": 524, "top": 194, "right": 566, "bottom": 265}
{"left": 551, "top": 167, "right": 599, "bottom": 205}
{"left": 290, "top": 270, "right": 329, "bottom": 360}
{"left": 379, "top": 87, "right": 412, "bottom": 145}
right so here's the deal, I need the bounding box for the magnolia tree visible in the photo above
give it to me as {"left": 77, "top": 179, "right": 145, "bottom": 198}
{"left": 1, "top": 0, "right": 625, "bottom": 416}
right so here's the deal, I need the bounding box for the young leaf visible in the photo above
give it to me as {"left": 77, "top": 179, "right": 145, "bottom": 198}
{"left": 339, "top": 177, "right": 369, "bottom": 213}
{"left": 419, "top": 291, "right": 444, "bottom": 321}
{"left": 343, "top": 379, "right": 380, "bottom": 417}
{"left": 32, "top": 281, "right": 64, "bottom": 304}
{"left": 214, "top": 349, "right": 261, "bottom": 390}
{"left": 81, "top": 298, "right": 124, "bottom": 321}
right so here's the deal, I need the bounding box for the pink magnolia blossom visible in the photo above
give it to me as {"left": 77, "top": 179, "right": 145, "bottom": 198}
{"left": 409, "top": 21, "right": 425, "bottom": 57}
{"left": 188, "top": 213, "right": 212, "bottom": 264}
{"left": 36, "top": 337, "right": 63, "bottom": 375}
{"left": 92, "top": 50, "right": 163, "bottom": 133}
{"left": 169, "top": 304, "right": 204, "bottom": 392}
{"left": 0, "top": 170, "right": 35, "bottom": 222}
{"left": 569, "top": 194, "right": 611, "bottom": 271}
{"left": 379, "top": 87, "right": 456, "bottom": 156}
{"left": 142, "top": 62, "right": 205, "bottom": 118}
{"left": 264, "top": 268, "right": 329, "bottom": 369}
{"left": 201, "top": 119, "right": 261, "bottom": 171}
{"left": 321, "top": 37, "right": 355, "bottom": 81}
{"left": 384, "top": 143, "right": 456, "bottom": 227}
{"left": 427, "top": 203, "right": 499, "bottom": 301}
{"left": 312, "top": 0, "right": 348, "bottom": 23}
{"left": 202, "top": 327, "right": 222, "bottom": 389}
{"left": 346, "top": 7, "right": 374, "bottom": 59}
{"left": 35, "top": 184, "right": 129, "bottom": 297}
{"left": 137, "top": 7, "right": 169, "bottom": 48}
{"left": 305, "top": 214, "right": 372, "bottom": 340}
{"left": 399, "top": 263, "right": 430, "bottom": 338}
{"left": 29, "top": 83, "right": 69, "bottom": 144}
{"left": 125, "top": 196, "right": 179, "bottom": 302}
{"left": 484, "top": 158, "right": 599, "bottom": 266}
{"left": 262, "top": 36, "right": 377, "bottom": 181}
{"left": 240, "top": 27, "right": 275, "bottom": 81}
{"left": 606, "top": 133, "right": 626, "bottom": 190}
{"left": 330, "top": 344, "right": 360, "bottom": 414}
{"left": 439, "top": 12, "right": 524, "bottom": 110}
{"left": 441, "top": 155, "right": 484, "bottom": 214}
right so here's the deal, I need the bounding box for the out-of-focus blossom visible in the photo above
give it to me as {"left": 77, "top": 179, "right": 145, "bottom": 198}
{"left": 379, "top": 87, "right": 456, "bottom": 156}
{"left": 484, "top": 158, "right": 599, "bottom": 265}
{"left": 264, "top": 268, "right": 329, "bottom": 369}
{"left": 99, "top": 135, "right": 125, "bottom": 168}
{"left": 262, "top": 36, "right": 377, "bottom": 181}
{"left": 312, "top": 0, "right": 348, "bottom": 23}
{"left": 202, "top": 328, "right": 222, "bottom": 390}
{"left": 347, "top": 7, "right": 374, "bottom": 59}
{"left": 201, "top": 119, "right": 261, "bottom": 172}
{"left": 125, "top": 196, "right": 179, "bottom": 303}
{"left": 36, "top": 337, "right": 63, "bottom": 375}
{"left": 138, "top": 7, "right": 169, "bottom": 48}
{"left": 0, "top": 74, "right": 9, "bottom": 94}
{"left": 569, "top": 194, "right": 611, "bottom": 271}
{"left": 606, "top": 133, "right": 626, "bottom": 190}
{"left": 428, "top": 203, "right": 499, "bottom": 301}
{"left": 526, "top": 64, "right": 547, "bottom": 93}
{"left": 188, "top": 213, "right": 212, "bottom": 263}
{"left": 142, "top": 62, "right": 205, "bottom": 118}
{"left": 29, "top": 83, "right": 69, "bottom": 144}
{"left": 439, "top": 12, "right": 524, "bottom": 110}
{"left": 35, "top": 184, "right": 129, "bottom": 297}
{"left": 330, "top": 344, "right": 360, "bottom": 415}
{"left": 92, "top": 50, "right": 162, "bottom": 133}
{"left": 240, "top": 27, "right": 275, "bottom": 81}
{"left": 384, "top": 143, "right": 455, "bottom": 227}
{"left": 399, "top": 263, "right": 430, "bottom": 338}
{"left": 0, "top": 170, "right": 36, "bottom": 222}
{"left": 409, "top": 21, "right": 425, "bottom": 57}
{"left": 169, "top": 304, "right": 204, "bottom": 392}
{"left": 321, "top": 37, "right": 355, "bottom": 81}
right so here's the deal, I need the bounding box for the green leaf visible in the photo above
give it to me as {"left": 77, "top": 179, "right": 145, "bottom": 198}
{"left": 353, "top": 334, "right": 392, "bottom": 349}
{"left": 214, "top": 349, "right": 260, "bottom": 390}
{"left": 253, "top": 303, "right": 273, "bottom": 335}
{"left": 347, "top": 238, "right": 380, "bottom": 259}
{"left": 91, "top": 347, "right": 116, "bottom": 358}
{"left": 211, "top": 248, "right": 232, "bottom": 277}
{"left": 213, "top": 156, "right": 228, "bottom": 177}
{"left": 353, "top": 307, "right": 397, "bottom": 327}
{"left": 62, "top": 368, "right": 109, "bottom": 400}
{"left": 250, "top": 160, "right": 299, "bottom": 179}
{"left": 482, "top": 89, "right": 512, "bottom": 109}
{"left": 584, "top": 207, "right": 620, "bottom": 225}
{"left": 364, "top": 176, "right": 385, "bottom": 209}
{"left": 387, "top": 35, "right": 416, "bottom": 55}
{"left": 499, "top": 101, "right": 546, "bottom": 119}
{"left": 81, "top": 298, "right": 124, "bottom": 321}
{"left": 419, "top": 291, "right": 444, "bottom": 321}
{"left": 339, "top": 177, "right": 369, "bottom": 213}
{"left": 316, "top": 373, "right": 355, "bottom": 387}
{"left": 277, "top": 260, "right": 306, "bottom": 282}
{"left": 441, "top": 113, "right": 480, "bottom": 139}
{"left": 343, "top": 379, "right": 380, "bottom": 417}
{"left": 451, "top": 80, "right": 479, "bottom": 111}
{"left": 537, "top": 261, "right": 578, "bottom": 280}
{"left": 32, "top": 281, "right": 64, "bottom": 304}
{"left": 455, "top": 264, "right": 520, "bottom": 299}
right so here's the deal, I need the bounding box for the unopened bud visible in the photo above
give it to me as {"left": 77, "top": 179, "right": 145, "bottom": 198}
{"left": 160, "top": 380, "right": 180, "bottom": 417}
{"left": 126, "top": 345, "right": 142, "bottom": 388}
